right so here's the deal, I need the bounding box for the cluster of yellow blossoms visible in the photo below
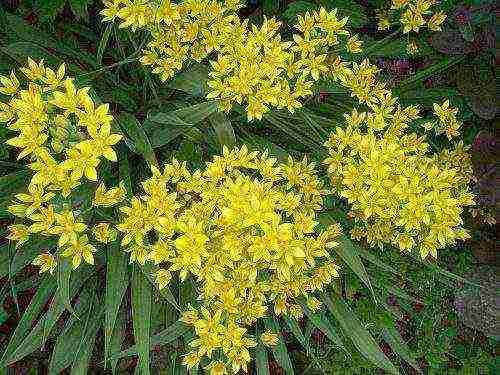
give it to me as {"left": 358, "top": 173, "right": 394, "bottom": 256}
{"left": 101, "top": 0, "right": 362, "bottom": 120}
{"left": 116, "top": 146, "right": 341, "bottom": 373}
{"left": 378, "top": 0, "right": 446, "bottom": 33}
{"left": 377, "top": 0, "right": 446, "bottom": 54}
{"left": 324, "top": 60, "right": 474, "bottom": 258}
{"left": 1, "top": 59, "right": 123, "bottom": 271}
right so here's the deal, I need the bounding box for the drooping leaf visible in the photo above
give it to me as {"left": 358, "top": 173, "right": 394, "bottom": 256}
{"left": 108, "top": 321, "right": 190, "bottom": 361}
{"left": 140, "top": 264, "right": 180, "bottom": 312}
{"left": 264, "top": 314, "right": 294, "bottom": 374}
{"left": 334, "top": 235, "right": 376, "bottom": 301}
{"left": 167, "top": 63, "right": 209, "bottom": 96}
{"left": 104, "top": 243, "right": 130, "bottom": 366}
{"left": 71, "top": 299, "right": 105, "bottom": 375}
{"left": 97, "top": 23, "right": 113, "bottom": 66}
{"left": 208, "top": 112, "right": 236, "bottom": 149}
{"left": 144, "top": 102, "right": 218, "bottom": 148}
{"left": 48, "top": 288, "right": 94, "bottom": 375}
{"left": 6, "top": 267, "right": 95, "bottom": 365}
{"left": 255, "top": 324, "right": 270, "bottom": 375}
{"left": 301, "top": 303, "right": 345, "bottom": 351}
{"left": 322, "top": 294, "right": 399, "bottom": 375}
{"left": 398, "top": 56, "right": 466, "bottom": 88}
{"left": 0, "top": 276, "right": 56, "bottom": 365}
{"left": 381, "top": 324, "right": 422, "bottom": 374}
{"left": 131, "top": 266, "right": 152, "bottom": 375}
{"left": 118, "top": 113, "right": 157, "bottom": 167}
{"left": 108, "top": 308, "right": 126, "bottom": 374}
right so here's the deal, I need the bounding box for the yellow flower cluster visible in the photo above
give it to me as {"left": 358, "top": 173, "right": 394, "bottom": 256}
{"left": 428, "top": 99, "right": 462, "bottom": 140}
{"left": 101, "top": 1, "right": 360, "bottom": 120}
{"left": 1, "top": 58, "right": 123, "bottom": 271}
{"left": 116, "top": 146, "right": 341, "bottom": 373}
{"left": 391, "top": 0, "right": 446, "bottom": 33}
{"left": 324, "top": 101, "right": 474, "bottom": 258}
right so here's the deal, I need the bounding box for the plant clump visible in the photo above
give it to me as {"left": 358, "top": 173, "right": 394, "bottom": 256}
{"left": 0, "top": 59, "right": 123, "bottom": 270}
{"left": 116, "top": 145, "right": 341, "bottom": 373}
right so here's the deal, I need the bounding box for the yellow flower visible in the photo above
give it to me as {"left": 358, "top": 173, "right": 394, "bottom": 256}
{"left": 32, "top": 253, "right": 57, "bottom": 274}
{"left": 427, "top": 11, "right": 446, "bottom": 31}
{"left": 28, "top": 204, "right": 56, "bottom": 234}
{"left": 93, "top": 222, "right": 117, "bottom": 243}
{"left": 406, "top": 41, "right": 419, "bottom": 55}
{"left": 377, "top": 15, "right": 391, "bottom": 31}
{"left": 60, "top": 234, "right": 96, "bottom": 269}
{"left": 180, "top": 310, "right": 199, "bottom": 325}
{"left": 261, "top": 330, "right": 279, "bottom": 347}
{"left": 83, "top": 122, "right": 122, "bottom": 161}
{"left": 205, "top": 361, "right": 227, "bottom": 375}
{"left": 93, "top": 181, "right": 127, "bottom": 207}
{"left": 0, "top": 71, "right": 20, "bottom": 95}
{"left": 13, "top": 182, "right": 54, "bottom": 216}
{"left": 347, "top": 35, "right": 363, "bottom": 53}
{"left": 50, "top": 210, "right": 87, "bottom": 247}
{"left": 7, "top": 224, "right": 30, "bottom": 247}
{"left": 63, "top": 143, "right": 101, "bottom": 181}
{"left": 114, "top": 146, "right": 341, "bottom": 371}
{"left": 154, "top": 268, "right": 172, "bottom": 290}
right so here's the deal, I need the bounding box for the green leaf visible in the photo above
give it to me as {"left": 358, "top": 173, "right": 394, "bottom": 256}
{"left": 334, "top": 0, "right": 369, "bottom": 28}
{"left": 6, "top": 267, "right": 95, "bottom": 365}
{"left": 104, "top": 243, "right": 130, "bottom": 367}
{"left": 335, "top": 235, "right": 376, "bottom": 301}
{"left": 69, "top": 0, "right": 93, "bottom": 20}
{"left": 208, "top": 112, "right": 236, "bottom": 149}
{"left": 108, "top": 321, "right": 190, "bottom": 361}
{"left": 48, "top": 288, "right": 94, "bottom": 375}
{"left": 255, "top": 325, "right": 270, "bottom": 375}
{"left": 108, "top": 309, "right": 126, "bottom": 374}
{"left": 263, "top": 0, "right": 281, "bottom": 14}
{"left": 0, "top": 276, "right": 56, "bottom": 365}
{"left": 167, "top": 63, "right": 209, "bottom": 96}
{"left": 283, "top": 315, "right": 309, "bottom": 351}
{"left": 0, "top": 170, "right": 30, "bottom": 212}
{"left": 140, "top": 264, "right": 180, "bottom": 312}
{"left": 2, "top": 236, "right": 55, "bottom": 278}
{"left": 356, "top": 246, "right": 401, "bottom": 275}
{"left": 70, "top": 299, "right": 104, "bottom": 375}
{"left": 97, "top": 23, "right": 113, "bottom": 66}
{"left": 322, "top": 294, "right": 399, "bottom": 375}
{"left": 301, "top": 303, "right": 345, "bottom": 351}
{"left": 264, "top": 315, "right": 294, "bottom": 375}
{"left": 381, "top": 324, "right": 422, "bottom": 374}
{"left": 55, "top": 258, "right": 78, "bottom": 324}
{"left": 144, "top": 102, "right": 218, "bottom": 148}
{"left": 132, "top": 266, "right": 152, "bottom": 375}
{"left": 398, "top": 56, "right": 466, "bottom": 88}
{"left": 282, "top": 1, "right": 316, "bottom": 22}
{"left": 118, "top": 113, "right": 158, "bottom": 167}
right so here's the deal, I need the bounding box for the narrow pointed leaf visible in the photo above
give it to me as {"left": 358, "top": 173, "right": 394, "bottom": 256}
{"left": 264, "top": 315, "right": 294, "bottom": 374}
{"left": 335, "top": 235, "right": 375, "bottom": 300}
{"left": 208, "top": 112, "right": 235, "bottom": 149}
{"left": 118, "top": 113, "right": 157, "bottom": 167}
{"left": 144, "top": 102, "right": 218, "bottom": 148}
{"left": 108, "top": 321, "right": 190, "bottom": 361}
{"left": 382, "top": 324, "right": 422, "bottom": 374}
{"left": 322, "top": 294, "right": 399, "bottom": 375}
{"left": 132, "top": 266, "right": 152, "bottom": 375}
{"left": 0, "top": 276, "right": 56, "bottom": 364}
{"left": 105, "top": 243, "right": 130, "bottom": 366}
{"left": 71, "top": 303, "right": 104, "bottom": 375}
{"left": 48, "top": 288, "right": 93, "bottom": 375}
{"left": 301, "top": 303, "right": 345, "bottom": 351}
{"left": 6, "top": 267, "right": 95, "bottom": 364}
